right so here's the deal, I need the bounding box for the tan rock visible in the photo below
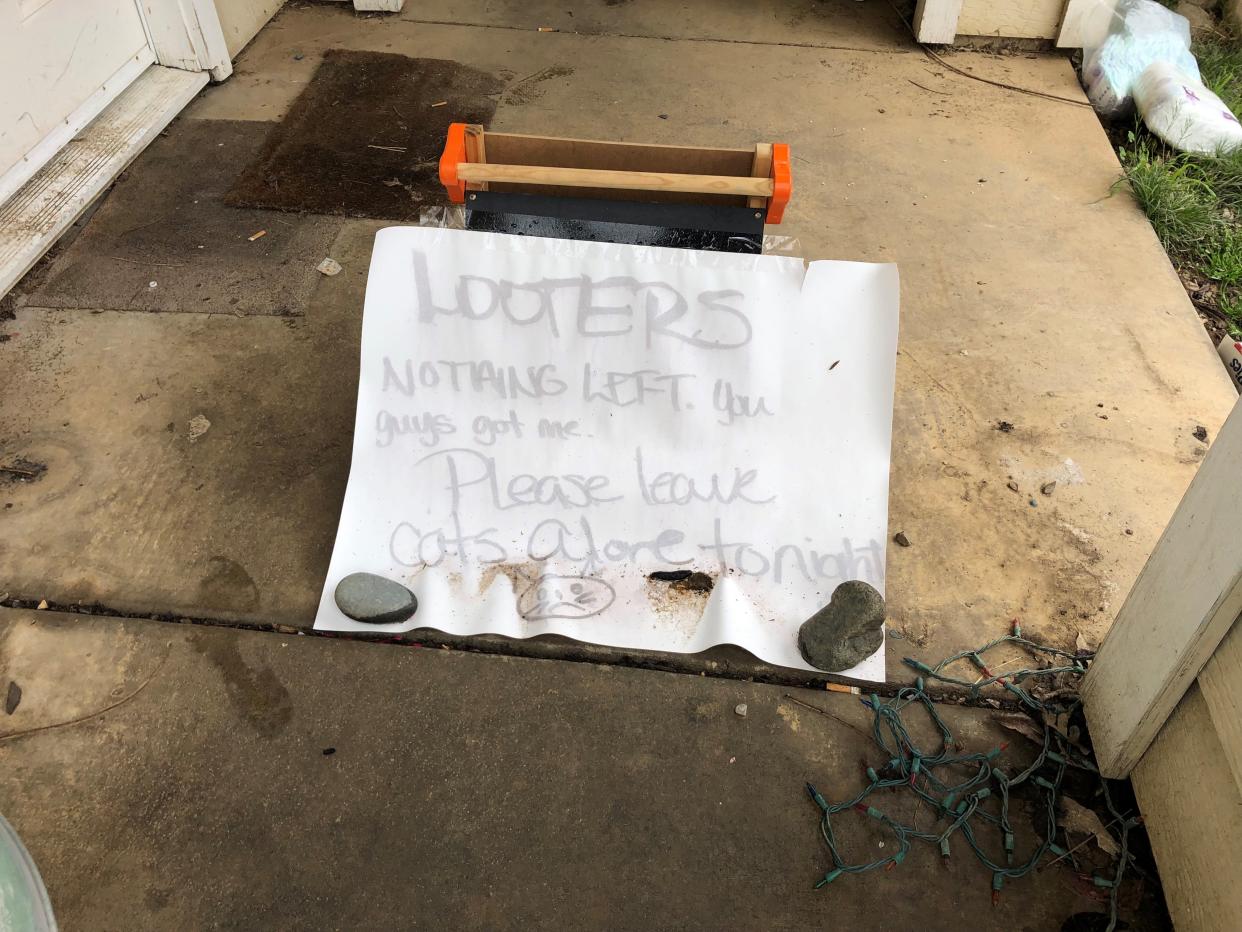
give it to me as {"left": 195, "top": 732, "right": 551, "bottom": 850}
{"left": 1178, "top": 0, "right": 1219, "bottom": 36}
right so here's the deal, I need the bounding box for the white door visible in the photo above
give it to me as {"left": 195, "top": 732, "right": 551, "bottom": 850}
{"left": 0, "top": 0, "right": 154, "bottom": 203}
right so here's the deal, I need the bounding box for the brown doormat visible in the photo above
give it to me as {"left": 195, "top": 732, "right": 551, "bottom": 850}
{"left": 225, "top": 50, "right": 502, "bottom": 221}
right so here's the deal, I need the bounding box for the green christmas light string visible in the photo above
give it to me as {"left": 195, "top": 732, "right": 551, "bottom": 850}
{"left": 805, "top": 620, "right": 1144, "bottom": 931}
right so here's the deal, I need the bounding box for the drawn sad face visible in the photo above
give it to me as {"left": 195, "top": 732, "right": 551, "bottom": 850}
{"left": 519, "top": 575, "right": 616, "bottom": 621}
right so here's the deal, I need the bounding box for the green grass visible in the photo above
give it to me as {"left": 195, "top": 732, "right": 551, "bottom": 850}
{"left": 1119, "top": 138, "right": 1220, "bottom": 253}
{"left": 1206, "top": 227, "right": 1242, "bottom": 284}
{"left": 1117, "top": 35, "right": 1242, "bottom": 337}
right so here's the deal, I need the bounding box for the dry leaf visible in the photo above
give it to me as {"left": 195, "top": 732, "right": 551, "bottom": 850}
{"left": 1059, "top": 797, "right": 1119, "bottom": 856}
{"left": 994, "top": 712, "right": 1044, "bottom": 746}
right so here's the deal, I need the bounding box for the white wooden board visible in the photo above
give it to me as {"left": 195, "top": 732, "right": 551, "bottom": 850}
{"left": 0, "top": 65, "right": 208, "bottom": 300}
{"left": 1083, "top": 397, "right": 1242, "bottom": 777}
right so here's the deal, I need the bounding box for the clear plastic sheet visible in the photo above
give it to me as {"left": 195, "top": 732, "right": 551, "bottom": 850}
{"left": 420, "top": 205, "right": 803, "bottom": 257}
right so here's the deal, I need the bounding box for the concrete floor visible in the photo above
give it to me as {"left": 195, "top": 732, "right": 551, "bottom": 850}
{"left": 0, "top": 609, "right": 1142, "bottom": 930}
{"left": 0, "top": 0, "right": 1233, "bottom": 925}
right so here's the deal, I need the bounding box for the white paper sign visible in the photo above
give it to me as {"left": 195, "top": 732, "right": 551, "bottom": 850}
{"left": 315, "top": 228, "right": 899, "bottom": 680}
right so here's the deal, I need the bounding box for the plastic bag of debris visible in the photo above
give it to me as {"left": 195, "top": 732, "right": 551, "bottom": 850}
{"left": 1080, "top": 0, "right": 1199, "bottom": 118}
{"left": 1134, "top": 61, "right": 1242, "bottom": 154}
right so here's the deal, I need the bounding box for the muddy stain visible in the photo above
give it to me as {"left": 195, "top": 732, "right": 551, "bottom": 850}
{"left": 226, "top": 51, "right": 502, "bottom": 221}
{"left": 191, "top": 632, "right": 293, "bottom": 737}
{"left": 477, "top": 561, "right": 543, "bottom": 596}
{"left": 502, "top": 65, "right": 575, "bottom": 106}
{"left": 197, "top": 555, "right": 261, "bottom": 612}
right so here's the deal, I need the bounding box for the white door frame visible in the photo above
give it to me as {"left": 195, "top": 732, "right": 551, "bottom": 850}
{"left": 137, "top": 0, "right": 233, "bottom": 82}
{"left": 0, "top": 47, "right": 154, "bottom": 206}
{"left": 0, "top": 0, "right": 230, "bottom": 205}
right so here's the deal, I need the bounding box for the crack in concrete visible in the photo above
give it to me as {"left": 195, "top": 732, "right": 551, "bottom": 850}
{"left": 0, "top": 594, "right": 1022, "bottom": 709}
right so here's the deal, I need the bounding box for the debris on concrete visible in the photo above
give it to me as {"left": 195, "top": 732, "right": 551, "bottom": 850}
{"left": 1040, "top": 481, "right": 1057, "bottom": 496}
{"left": 316, "top": 257, "right": 342, "bottom": 276}
{"left": 893, "top": 531, "right": 911, "bottom": 547}
{"left": 797, "top": 580, "right": 885, "bottom": 672}
{"left": 734, "top": 703, "right": 748, "bottom": 718}
{"left": 430, "top": 100, "right": 448, "bottom": 107}
{"left": 36, "top": 600, "right": 47, "bottom": 610}
{"left": 5, "top": 681, "right": 21, "bottom": 715}
{"left": 0, "top": 459, "right": 46, "bottom": 482}
{"left": 333, "top": 572, "right": 419, "bottom": 624}
{"left": 187, "top": 414, "right": 212, "bottom": 444}
{"left": 1192, "top": 424, "right": 1209, "bottom": 442}
{"left": 248, "top": 230, "right": 267, "bottom": 242}
{"left": 1007, "top": 480, "right": 1019, "bottom": 492}
{"left": 996, "top": 420, "right": 1014, "bottom": 432}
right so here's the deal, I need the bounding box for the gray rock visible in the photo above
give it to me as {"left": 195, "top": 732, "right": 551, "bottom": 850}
{"left": 798, "top": 580, "right": 885, "bottom": 672}
{"left": 334, "top": 572, "right": 418, "bottom": 625}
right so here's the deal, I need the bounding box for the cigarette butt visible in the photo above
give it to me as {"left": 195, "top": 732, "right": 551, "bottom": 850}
{"left": 248, "top": 230, "right": 267, "bottom": 241}
{"left": 824, "top": 682, "right": 860, "bottom": 694}
{"left": 537, "top": 26, "right": 557, "bottom": 32}
{"left": 431, "top": 100, "right": 448, "bottom": 107}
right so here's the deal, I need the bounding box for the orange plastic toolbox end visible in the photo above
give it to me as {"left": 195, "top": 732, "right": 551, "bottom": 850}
{"left": 439, "top": 122, "right": 468, "bottom": 204}
{"left": 765, "top": 143, "right": 791, "bottom": 224}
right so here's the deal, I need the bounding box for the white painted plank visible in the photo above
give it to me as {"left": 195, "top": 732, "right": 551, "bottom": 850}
{"left": 1082, "top": 396, "right": 1242, "bottom": 778}
{"left": 139, "top": 0, "right": 233, "bottom": 80}
{"left": 957, "top": 0, "right": 1065, "bottom": 39}
{"left": 913, "top": 0, "right": 963, "bottom": 43}
{"left": 1132, "top": 686, "right": 1242, "bottom": 931}
{"left": 0, "top": 50, "right": 154, "bottom": 207}
{"left": 1199, "top": 616, "right": 1242, "bottom": 796}
{"left": 0, "top": 65, "right": 208, "bottom": 300}
{"left": 1057, "top": 0, "right": 1112, "bottom": 48}
{"left": 0, "top": 0, "right": 151, "bottom": 182}
{"left": 212, "top": 0, "right": 286, "bottom": 58}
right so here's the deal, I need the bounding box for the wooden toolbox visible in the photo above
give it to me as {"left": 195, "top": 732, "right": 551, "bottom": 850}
{"left": 438, "top": 123, "right": 792, "bottom": 253}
